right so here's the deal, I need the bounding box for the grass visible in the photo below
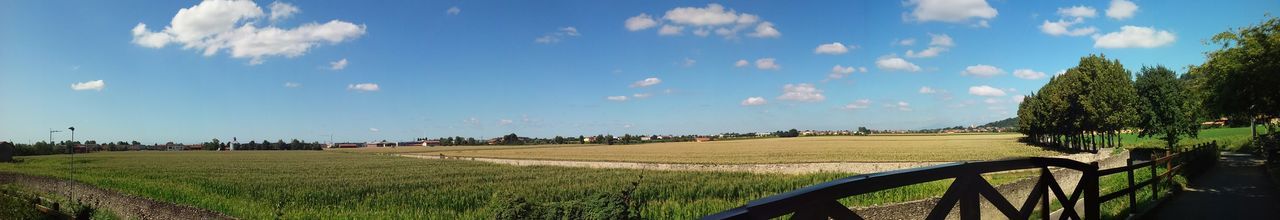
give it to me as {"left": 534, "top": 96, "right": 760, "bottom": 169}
{"left": 1117, "top": 126, "right": 1258, "bottom": 152}
{"left": 0, "top": 151, "right": 1033, "bottom": 219}
{"left": 433, "top": 134, "right": 1063, "bottom": 164}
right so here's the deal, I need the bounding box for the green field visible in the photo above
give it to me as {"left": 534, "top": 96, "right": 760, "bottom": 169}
{"left": 0, "top": 151, "right": 1032, "bottom": 219}
{"left": 434, "top": 134, "right": 1062, "bottom": 164}
{"left": 1118, "top": 126, "right": 1259, "bottom": 152}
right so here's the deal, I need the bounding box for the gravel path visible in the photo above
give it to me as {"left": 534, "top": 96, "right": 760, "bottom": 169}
{"left": 1146, "top": 153, "right": 1280, "bottom": 219}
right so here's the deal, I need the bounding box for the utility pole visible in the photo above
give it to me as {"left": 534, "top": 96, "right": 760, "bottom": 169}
{"left": 48, "top": 129, "right": 61, "bottom": 145}
{"left": 67, "top": 126, "right": 75, "bottom": 207}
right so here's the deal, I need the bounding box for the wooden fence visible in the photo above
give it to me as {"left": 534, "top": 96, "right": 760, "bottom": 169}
{"left": 705, "top": 142, "right": 1219, "bottom": 220}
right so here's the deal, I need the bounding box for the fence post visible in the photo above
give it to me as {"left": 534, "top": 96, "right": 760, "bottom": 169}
{"left": 1150, "top": 155, "right": 1159, "bottom": 201}
{"left": 1085, "top": 162, "right": 1100, "bottom": 220}
{"left": 1126, "top": 158, "right": 1136, "bottom": 216}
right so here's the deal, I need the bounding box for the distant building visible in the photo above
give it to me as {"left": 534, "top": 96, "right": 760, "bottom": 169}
{"left": 333, "top": 143, "right": 364, "bottom": 148}
{"left": 397, "top": 141, "right": 441, "bottom": 147}
{"left": 582, "top": 136, "right": 598, "bottom": 143}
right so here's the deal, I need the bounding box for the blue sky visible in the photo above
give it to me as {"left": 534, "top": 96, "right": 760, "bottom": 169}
{"left": 1, "top": 0, "right": 1275, "bottom": 144}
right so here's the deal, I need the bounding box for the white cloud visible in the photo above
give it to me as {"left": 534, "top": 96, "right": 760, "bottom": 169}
{"left": 904, "top": 0, "right": 997, "bottom": 26}
{"left": 897, "top": 38, "right": 916, "bottom": 46}
{"left": 859, "top": 67, "right": 868, "bottom": 72}
{"left": 1041, "top": 17, "right": 1097, "bottom": 36}
{"left": 658, "top": 25, "right": 683, "bottom": 36}
{"left": 628, "top": 4, "right": 778, "bottom": 39}
{"left": 777, "top": 83, "right": 824, "bottom": 102}
{"left": 535, "top": 27, "right": 580, "bottom": 44}
{"left": 1013, "top": 95, "right": 1026, "bottom": 104}
{"left": 625, "top": 13, "right": 658, "bottom": 31}
{"left": 755, "top": 58, "right": 780, "bottom": 70}
{"left": 70, "top": 80, "right": 105, "bottom": 91}
{"left": 633, "top": 93, "right": 652, "bottom": 99}
{"left": 369, "top": 128, "right": 380, "bottom": 132}
{"left": 826, "top": 65, "right": 861, "bottom": 80}
{"left": 329, "top": 58, "right": 348, "bottom": 70}
{"left": 1013, "top": 69, "right": 1046, "bottom": 80}
{"left": 747, "top": 22, "right": 780, "bottom": 38}
{"left": 1093, "top": 26, "right": 1176, "bottom": 49}
{"left": 498, "top": 119, "right": 514, "bottom": 126}
{"left": 905, "top": 47, "right": 948, "bottom": 58}
{"left": 983, "top": 98, "right": 1003, "bottom": 104}
{"left": 446, "top": 6, "right": 461, "bottom": 15}
{"left": 919, "top": 86, "right": 937, "bottom": 94}
{"left": 131, "top": 0, "right": 366, "bottom": 65}
{"left": 734, "top": 59, "right": 749, "bottom": 67}
{"left": 961, "top": 64, "right": 1003, "bottom": 77}
{"left": 269, "top": 1, "right": 300, "bottom": 22}
{"left": 842, "top": 99, "right": 872, "bottom": 110}
{"left": 1106, "top": 0, "right": 1139, "bottom": 20}
{"left": 741, "top": 97, "right": 767, "bottom": 106}
{"left": 885, "top": 101, "right": 912, "bottom": 111}
{"left": 968, "top": 85, "right": 1006, "bottom": 97}
{"left": 606, "top": 96, "right": 629, "bottom": 101}
{"left": 814, "top": 42, "right": 852, "bottom": 55}
{"left": 928, "top": 33, "right": 954, "bottom": 47}
{"left": 1057, "top": 6, "right": 1097, "bottom": 18}
{"left": 284, "top": 82, "right": 301, "bottom": 88}
{"left": 630, "top": 77, "right": 662, "bottom": 88}
{"left": 347, "top": 83, "right": 379, "bottom": 92}
{"left": 875, "top": 56, "right": 922, "bottom": 72}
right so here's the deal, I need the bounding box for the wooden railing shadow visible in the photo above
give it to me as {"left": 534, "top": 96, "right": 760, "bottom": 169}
{"left": 705, "top": 142, "right": 1219, "bottom": 220}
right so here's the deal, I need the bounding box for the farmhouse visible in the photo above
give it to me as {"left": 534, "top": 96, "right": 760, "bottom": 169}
{"left": 332, "top": 143, "right": 365, "bottom": 148}
{"left": 397, "top": 140, "right": 441, "bottom": 147}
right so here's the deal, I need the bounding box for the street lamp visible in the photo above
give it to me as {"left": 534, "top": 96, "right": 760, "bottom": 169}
{"left": 48, "top": 129, "right": 61, "bottom": 145}
{"left": 66, "top": 126, "right": 75, "bottom": 207}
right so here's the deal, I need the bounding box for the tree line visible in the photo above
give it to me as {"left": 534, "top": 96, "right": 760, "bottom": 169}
{"left": 1017, "top": 16, "right": 1280, "bottom": 150}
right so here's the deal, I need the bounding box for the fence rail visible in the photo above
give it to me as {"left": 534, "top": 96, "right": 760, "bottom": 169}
{"left": 705, "top": 142, "right": 1219, "bottom": 220}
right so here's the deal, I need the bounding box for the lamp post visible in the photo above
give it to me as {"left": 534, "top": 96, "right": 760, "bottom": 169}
{"left": 67, "top": 126, "right": 75, "bottom": 207}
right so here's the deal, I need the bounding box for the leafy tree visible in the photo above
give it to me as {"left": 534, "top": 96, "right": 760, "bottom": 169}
{"left": 1192, "top": 16, "right": 1280, "bottom": 137}
{"left": 1135, "top": 66, "right": 1200, "bottom": 149}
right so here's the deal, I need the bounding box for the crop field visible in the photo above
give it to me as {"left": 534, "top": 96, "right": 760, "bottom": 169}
{"left": 325, "top": 144, "right": 596, "bottom": 154}
{"left": 0, "top": 151, "right": 1031, "bottom": 219}
{"left": 432, "top": 134, "right": 1063, "bottom": 164}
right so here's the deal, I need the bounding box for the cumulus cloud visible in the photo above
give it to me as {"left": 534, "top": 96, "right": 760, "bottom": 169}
{"left": 535, "top": 27, "right": 580, "bottom": 44}
{"left": 905, "top": 33, "right": 953, "bottom": 58}
{"left": 919, "top": 86, "right": 938, "bottom": 94}
{"left": 446, "top": 6, "right": 461, "bottom": 15}
{"left": 625, "top": 13, "right": 658, "bottom": 31}
{"left": 734, "top": 59, "right": 749, "bottom": 67}
{"left": 1093, "top": 26, "right": 1176, "bottom": 49}
{"left": 329, "top": 58, "right": 348, "bottom": 70}
{"left": 606, "top": 96, "right": 629, "bottom": 101}
{"left": 824, "top": 65, "right": 863, "bottom": 80}
{"left": 658, "top": 25, "right": 683, "bottom": 36}
{"left": 633, "top": 93, "right": 652, "bottom": 99}
{"left": 842, "top": 99, "right": 872, "bottom": 110}
{"left": 1041, "top": 17, "right": 1097, "bottom": 36}
{"left": 1106, "top": 0, "right": 1139, "bottom": 20}
{"left": 968, "top": 85, "right": 1006, "bottom": 97}
{"left": 269, "top": 1, "right": 300, "bottom": 22}
{"left": 885, "top": 101, "right": 912, "bottom": 111}
{"left": 777, "top": 83, "right": 825, "bottom": 102}
{"left": 904, "top": 0, "right": 998, "bottom": 26}
{"left": 628, "top": 4, "right": 779, "bottom": 39}
{"left": 961, "top": 64, "right": 1004, "bottom": 77}
{"left": 897, "top": 38, "right": 916, "bottom": 46}
{"left": 347, "top": 83, "right": 379, "bottom": 92}
{"left": 284, "top": 82, "right": 301, "bottom": 88}
{"left": 1058, "top": 6, "right": 1097, "bottom": 18}
{"left": 1013, "top": 69, "right": 1046, "bottom": 80}
{"left": 814, "top": 42, "right": 852, "bottom": 55}
{"left": 130, "top": 0, "right": 366, "bottom": 65}
{"left": 70, "top": 80, "right": 105, "bottom": 91}
{"left": 741, "top": 97, "right": 767, "bottom": 106}
{"left": 876, "top": 56, "right": 922, "bottom": 72}
{"left": 630, "top": 77, "right": 662, "bottom": 88}
{"left": 755, "top": 58, "right": 780, "bottom": 70}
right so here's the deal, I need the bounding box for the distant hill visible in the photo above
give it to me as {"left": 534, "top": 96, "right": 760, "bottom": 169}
{"left": 981, "top": 117, "right": 1018, "bottom": 128}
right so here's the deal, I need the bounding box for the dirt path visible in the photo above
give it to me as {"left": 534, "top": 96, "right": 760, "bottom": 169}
{"left": 0, "top": 173, "right": 235, "bottom": 220}
{"left": 401, "top": 149, "right": 1109, "bottom": 175}
{"left": 1146, "top": 153, "right": 1280, "bottom": 219}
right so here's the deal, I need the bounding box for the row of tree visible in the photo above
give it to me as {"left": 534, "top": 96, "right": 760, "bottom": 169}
{"left": 1017, "top": 16, "right": 1280, "bottom": 150}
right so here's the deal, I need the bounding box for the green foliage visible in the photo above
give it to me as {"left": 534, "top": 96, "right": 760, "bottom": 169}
{"left": 1134, "top": 66, "right": 1201, "bottom": 149}
{"left": 1192, "top": 16, "right": 1280, "bottom": 121}
{"left": 1018, "top": 54, "right": 1140, "bottom": 151}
